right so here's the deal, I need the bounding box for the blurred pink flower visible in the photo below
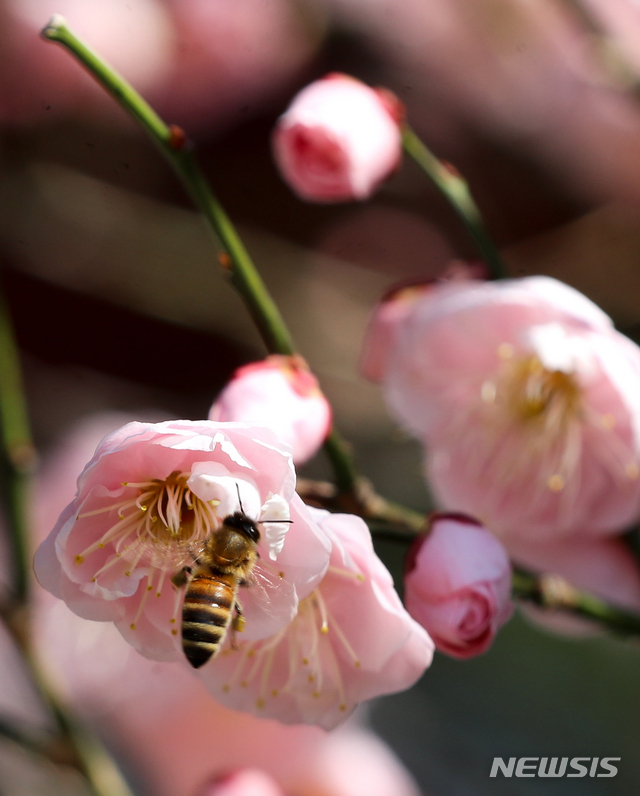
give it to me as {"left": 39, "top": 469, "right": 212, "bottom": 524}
{"left": 198, "top": 770, "right": 285, "bottom": 796}
{"left": 158, "top": 0, "right": 324, "bottom": 130}
{"left": 1, "top": 0, "right": 322, "bottom": 129}
{"left": 201, "top": 509, "right": 434, "bottom": 729}
{"left": 364, "top": 276, "right": 640, "bottom": 541}
{"left": 34, "top": 419, "right": 330, "bottom": 663}
{"left": 404, "top": 514, "right": 513, "bottom": 659}
{"left": 272, "top": 74, "right": 402, "bottom": 202}
{"left": 209, "top": 356, "right": 332, "bottom": 465}
{"left": 360, "top": 261, "right": 487, "bottom": 383}
{"left": 0, "top": 0, "right": 174, "bottom": 123}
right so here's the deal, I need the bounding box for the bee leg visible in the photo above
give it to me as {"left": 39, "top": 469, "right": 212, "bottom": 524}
{"left": 230, "top": 600, "right": 246, "bottom": 650}
{"left": 171, "top": 566, "right": 191, "bottom": 588}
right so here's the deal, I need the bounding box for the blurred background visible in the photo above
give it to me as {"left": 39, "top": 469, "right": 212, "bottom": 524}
{"left": 1, "top": 0, "right": 640, "bottom": 793}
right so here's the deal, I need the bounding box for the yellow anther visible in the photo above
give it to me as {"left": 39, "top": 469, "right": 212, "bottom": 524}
{"left": 498, "top": 343, "right": 514, "bottom": 360}
{"left": 256, "top": 699, "right": 265, "bottom": 709}
{"left": 302, "top": 657, "right": 309, "bottom": 665}
{"left": 339, "top": 703, "right": 347, "bottom": 712}
{"left": 171, "top": 629, "right": 177, "bottom": 636}
{"left": 271, "top": 690, "right": 279, "bottom": 697}
{"left": 75, "top": 555, "right": 84, "bottom": 564}
{"left": 547, "top": 474, "right": 564, "bottom": 492}
{"left": 130, "top": 623, "right": 136, "bottom": 630}
{"left": 222, "top": 685, "right": 230, "bottom": 693}
{"left": 481, "top": 381, "right": 497, "bottom": 404}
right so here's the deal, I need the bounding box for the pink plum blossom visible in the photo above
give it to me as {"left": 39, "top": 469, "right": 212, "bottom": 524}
{"left": 30, "top": 414, "right": 420, "bottom": 796}
{"left": 404, "top": 514, "right": 513, "bottom": 658}
{"left": 364, "top": 275, "right": 640, "bottom": 541}
{"left": 200, "top": 508, "right": 434, "bottom": 729}
{"left": 272, "top": 74, "right": 403, "bottom": 203}
{"left": 209, "top": 356, "right": 332, "bottom": 465}
{"left": 34, "top": 420, "right": 331, "bottom": 663}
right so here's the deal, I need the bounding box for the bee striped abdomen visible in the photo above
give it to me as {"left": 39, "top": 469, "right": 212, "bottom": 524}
{"left": 181, "top": 572, "right": 237, "bottom": 669}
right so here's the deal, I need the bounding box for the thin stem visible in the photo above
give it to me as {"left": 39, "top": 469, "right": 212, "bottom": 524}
{"left": 402, "top": 126, "right": 508, "bottom": 280}
{"left": 0, "top": 281, "right": 36, "bottom": 605}
{"left": 41, "top": 15, "right": 358, "bottom": 493}
{"left": 322, "top": 430, "right": 360, "bottom": 494}
{"left": 512, "top": 567, "right": 640, "bottom": 637}
{"left": 0, "top": 603, "right": 136, "bottom": 796}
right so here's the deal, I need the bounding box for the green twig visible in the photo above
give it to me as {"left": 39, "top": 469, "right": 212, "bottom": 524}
{"left": 0, "top": 281, "right": 36, "bottom": 606}
{"left": 402, "top": 126, "right": 508, "bottom": 280}
{"left": 297, "top": 477, "right": 640, "bottom": 637}
{"left": 42, "top": 14, "right": 358, "bottom": 494}
{"left": 512, "top": 567, "right": 640, "bottom": 637}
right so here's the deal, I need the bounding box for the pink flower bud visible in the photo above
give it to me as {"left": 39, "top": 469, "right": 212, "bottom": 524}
{"left": 404, "top": 514, "right": 513, "bottom": 659}
{"left": 272, "top": 74, "right": 403, "bottom": 202}
{"left": 209, "top": 357, "right": 332, "bottom": 465}
{"left": 198, "top": 770, "right": 285, "bottom": 796}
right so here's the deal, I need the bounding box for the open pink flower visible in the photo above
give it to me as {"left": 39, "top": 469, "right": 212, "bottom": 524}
{"left": 201, "top": 509, "right": 434, "bottom": 729}
{"left": 272, "top": 74, "right": 402, "bottom": 203}
{"left": 34, "top": 420, "right": 331, "bottom": 663}
{"left": 209, "top": 357, "right": 332, "bottom": 465}
{"left": 31, "top": 415, "right": 422, "bottom": 795}
{"left": 364, "top": 276, "right": 640, "bottom": 541}
{"left": 405, "top": 514, "right": 513, "bottom": 658}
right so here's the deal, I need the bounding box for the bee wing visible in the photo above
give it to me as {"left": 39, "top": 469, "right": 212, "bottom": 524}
{"left": 148, "top": 538, "right": 206, "bottom": 581}
{"left": 239, "top": 561, "right": 297, "bottom": 641}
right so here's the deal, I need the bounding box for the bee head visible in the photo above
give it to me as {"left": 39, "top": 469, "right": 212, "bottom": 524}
{"left": 222, "top": 512, "right": 261, "bottom": 543}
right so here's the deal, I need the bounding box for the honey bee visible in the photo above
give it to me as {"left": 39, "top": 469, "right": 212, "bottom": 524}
{"left": 172, "top": 497, "right": 290, "bottom": 669}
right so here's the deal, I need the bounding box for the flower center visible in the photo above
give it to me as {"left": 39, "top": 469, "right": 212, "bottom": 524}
{"left": 505, "top": 355, "right": 581, "bottom": 425}
{"left": 75, "top": 470, "right": 220, "bottom": 574}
